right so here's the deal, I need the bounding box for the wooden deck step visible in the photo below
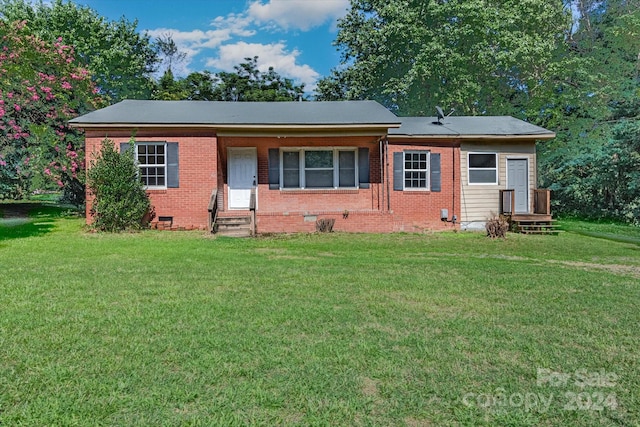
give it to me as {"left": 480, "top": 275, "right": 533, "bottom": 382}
{"left": 512, "top": 217, "right": 561, "bottom": 235}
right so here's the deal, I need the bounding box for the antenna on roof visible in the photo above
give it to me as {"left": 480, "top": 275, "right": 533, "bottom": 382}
{"left": 436, "top": 106, "right": 445, "bottom": 124}
{"left": 434, "top": 106, "right": 455, "bottom": 125}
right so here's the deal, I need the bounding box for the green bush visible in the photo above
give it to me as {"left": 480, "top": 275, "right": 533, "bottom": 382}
{"left": 87, "top": 138, "right": 151, "bottom": 232}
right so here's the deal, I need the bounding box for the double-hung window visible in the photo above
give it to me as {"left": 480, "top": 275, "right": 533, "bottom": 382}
{"left": 120, "top": 141, "right": 178, "bottom": 189}
{"left": 393, "top": 150, "right": 441, "bottom": 192}
{"left": 404, "top": 151, "right": 429, "bottom": 190}
{"left": 468, "top": 153, "right": 498, "bottom": 184}
{"left": 137, "top": 143, "right": 167, "bottom": 188}
{"left": 280, "top": 148, "right": 358, "bottom": 189}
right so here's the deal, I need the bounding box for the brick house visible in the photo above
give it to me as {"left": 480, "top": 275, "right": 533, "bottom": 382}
{"left": 70, "top": 100, "right": 555, "bottom": 234}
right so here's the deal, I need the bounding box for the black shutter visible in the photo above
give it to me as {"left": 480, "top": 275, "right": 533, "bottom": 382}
{"left": 268, "top": 148, "right": 280, "bottom": 189}
{"left": 119, "top": 143, "right": 130, "bottom": 153}
{"left": 358, "top": 147, "right": 370, "bottom": 189}
{"left": 167, "top": 142, "right": 179, "bottom": 188}
{"left": 393, "top": 151, "right": 403, "bottom": 191}
{"left": 430, "top": 153, "right": 441, "bottom": 192}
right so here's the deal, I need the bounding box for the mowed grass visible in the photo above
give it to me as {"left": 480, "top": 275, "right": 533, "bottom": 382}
{"left": 1, "top": 205, "right": 639, "bottom": 426}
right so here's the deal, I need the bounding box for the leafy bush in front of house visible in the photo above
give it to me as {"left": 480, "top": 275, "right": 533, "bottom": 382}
{"left": 86, "top": 138, "right": 151, "bottom": 232}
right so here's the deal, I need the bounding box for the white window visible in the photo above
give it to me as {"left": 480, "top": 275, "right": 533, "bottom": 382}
{"left": 280, "top": 148, "right": 358, "bottom": 189}
{"left": 468, "top": 152, "right": 498, "bottom": 184}
{"left": 404, "top": 151, "right": 430, "bottom": 190}
{"left": 137, "top": 143, "right": 167, "bottom": 188}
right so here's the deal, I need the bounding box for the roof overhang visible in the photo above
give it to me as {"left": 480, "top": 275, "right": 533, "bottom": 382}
{"left": 387, "top": 133, "right": 556, "bottom": 141}
{"left": 69, "top": 123, "right": 399, "bottom": 138}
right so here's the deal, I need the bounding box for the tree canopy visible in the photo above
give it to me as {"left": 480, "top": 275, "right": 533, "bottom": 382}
{"left": 153, "top": 56, "right": 306, "bottom": 102}
{"left": 0, "top": 19, "right": 103, "bottom": 200}
{"left": 537, "top": 0, "right": 640, "bottom": 222}
{"left": 318, "top": 0, "right": 571, "bottom": 117}
{"left": 0, "top": 0, "right": 158, "bottom": 101}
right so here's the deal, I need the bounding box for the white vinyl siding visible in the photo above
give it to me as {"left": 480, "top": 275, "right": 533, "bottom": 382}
{"left": 460, "top": 142, "right": 536, "bottom": 229}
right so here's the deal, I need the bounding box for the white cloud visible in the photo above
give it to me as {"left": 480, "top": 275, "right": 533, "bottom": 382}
{"left": 206, "top": 42, "right": 320, "bottom": 90}
{"left": 247, "top": 0, "right": 349, "bottom": 31}
{"left": 147, "top": 26, "right": 246, "bottom": 53}
{"left": 146, "top": 28, "right": 224, "bottom": 75}
{"left": 147, "top": 23, "right": 256, "bottom": 76}
{"left": 145, "top": 1, "right": 342, "bottom": 88}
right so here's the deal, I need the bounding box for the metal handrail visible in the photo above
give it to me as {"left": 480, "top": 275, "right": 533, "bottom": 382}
{"left": 249, "top": 188, "right": 256, "bottom": 236}
{"left": 249, "top": 188, "right": 256, "bottom": 211}
{"left": 208, "top": 189, "right": 218, "bottom": 233}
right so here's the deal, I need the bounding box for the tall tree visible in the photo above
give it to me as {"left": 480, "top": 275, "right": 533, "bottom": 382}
{"left": 0, "top": 0, "right": 158, "bottom": 101}
{"left": 174, "top": 57, "right": 305, "bottom": 102}
{"left": 0, "top": 20, "right": 102, "bottom": 201}
{"left": 152, "top": 68, "right": 189, "bottom": 101}
{"left": 182, "top": 71, "right": 219, "bottom": 101}
{"left": 155, "top": 32, "right": 187, "bottom": 73}
{"left": 538, "top": 0, "right": 640, "bottom": 222}
{"left": 318, "top": 0, "right": 571, "bottom": 116}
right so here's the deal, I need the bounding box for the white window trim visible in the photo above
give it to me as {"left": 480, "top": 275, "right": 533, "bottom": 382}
{"left": 279, "top": 147, "right": 359, "bottom": 190}
{"left": 467, "top": 152, "right": 498, "bottom": 185}
{"left": 403, "top": 150, "right": 431, "bottom": 191}
{"left": 136, "top": 142, "right": 168, "bottom": 190}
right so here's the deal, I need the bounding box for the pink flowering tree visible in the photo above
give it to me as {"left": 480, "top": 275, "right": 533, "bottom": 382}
{"left": 0, "top": 20, "right": 103, "bottom": 201}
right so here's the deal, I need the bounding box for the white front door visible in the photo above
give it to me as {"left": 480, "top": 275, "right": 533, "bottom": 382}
{"left": 228, "top": 148, "right": 257, "bottom": 210}
{"left": 507, "top": 158, "right": 529, "bottom": 214}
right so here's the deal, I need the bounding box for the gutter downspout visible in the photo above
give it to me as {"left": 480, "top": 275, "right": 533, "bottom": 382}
{"left": 379, "top": 138, "right": 384, "bottom": 212}
{"left": 452, "top": 144, "right": 456, "bottom": 227}
{"left": 385, "top": 138, "right": 390, "bottom": 212}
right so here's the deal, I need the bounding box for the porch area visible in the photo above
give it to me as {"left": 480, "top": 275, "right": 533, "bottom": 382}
{"left": 500, "top": 189, "right": 560, "bottom": 234}
{"left": 208, "top": 188, "right": 257, "bottom": 237}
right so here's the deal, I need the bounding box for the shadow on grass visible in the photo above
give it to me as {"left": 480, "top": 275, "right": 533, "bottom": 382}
{"left": 567, "top": 230, "right": 640, "bottom": 246}
{"left": 0, "top": 219, "right": 56, "bottom": 240}
{"left": 0, "top": 202, "right": 79, "bottom": 241}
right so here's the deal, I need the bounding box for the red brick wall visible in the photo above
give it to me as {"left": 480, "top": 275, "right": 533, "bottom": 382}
{"left": 386, "top": 141, "right": 461, "bottom": 232}
{"left": 217, "top": 136, "right": 460, "bottom": 233}
{"left": 84, "top": 128, "right": 217, "bottom": 230}
{"left": 83, "top": 129, "right": 460, "bottom": 233}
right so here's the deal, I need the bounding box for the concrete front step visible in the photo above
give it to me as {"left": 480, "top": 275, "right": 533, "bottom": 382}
{"left": 218, "top": 218, "right": 250, "bottom": 226}
{"left": 215, "top": 216, "right": 252, "bottom": 237}
{"left": 218, "top": 228, "right": 252, "bottom": 237}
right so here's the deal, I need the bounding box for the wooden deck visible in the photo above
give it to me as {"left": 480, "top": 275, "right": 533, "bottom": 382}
{"left": 500, "top": 189, "right": 560, "bottom": 234}
{"left": 510, "top": 214, "right": 560, "bottom": 235}
{"left": 511, "top": 213, "right": 552, "bottom": 222}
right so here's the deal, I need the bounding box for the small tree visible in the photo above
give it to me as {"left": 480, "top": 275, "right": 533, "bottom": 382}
{"left": 87, "top": 138, "right": 151, "bottom": 232}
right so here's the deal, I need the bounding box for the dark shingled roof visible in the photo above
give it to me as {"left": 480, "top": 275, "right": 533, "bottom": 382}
{"left": 69, "top": 100, "right": 401, "bottom": 127}
{"left": 389, "top": 116, "right": 555, "bottom": 138}
{"left": 70, "top": 101, "right": 555, "bottom": 139}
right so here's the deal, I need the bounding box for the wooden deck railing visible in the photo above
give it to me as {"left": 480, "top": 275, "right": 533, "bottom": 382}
{"left": 208, "top": 189, "right": 218, "bottom": 233}
{"left": 534, "top": 189, "right": 551, "bottom": 215}
{"left": 499, "top": 189, "right": 515, "bottom": 215}
{"left": 500, "top": 188, "right": 551, "bottom": 216}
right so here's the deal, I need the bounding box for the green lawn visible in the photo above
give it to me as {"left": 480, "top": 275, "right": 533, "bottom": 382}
{"left": 1, "top": 204, "right": 638, "bottom": 426}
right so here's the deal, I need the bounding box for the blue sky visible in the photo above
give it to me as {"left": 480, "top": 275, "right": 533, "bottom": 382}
{"left": 75, "top": 0, "right": 350, "bottom": 93}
